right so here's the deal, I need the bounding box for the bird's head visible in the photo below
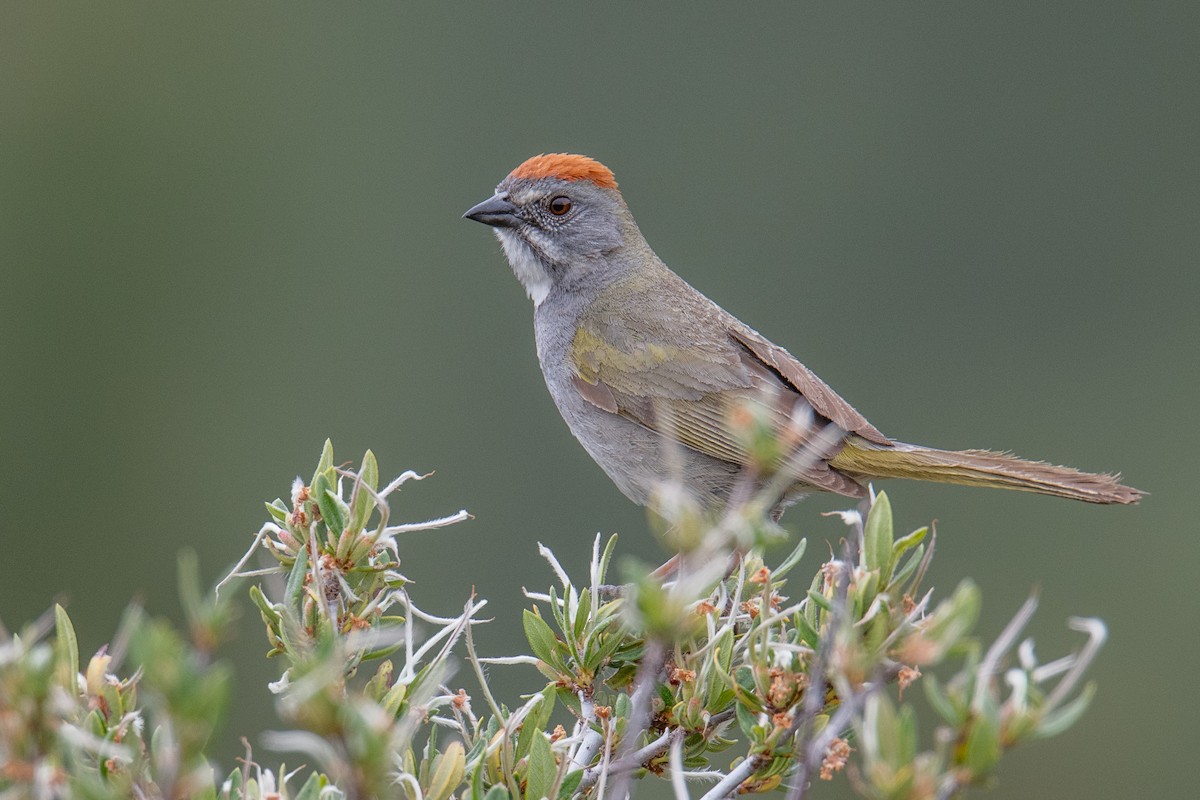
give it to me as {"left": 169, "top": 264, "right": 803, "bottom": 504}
{"left": 464, "top": 154, "right": 639, "bottom": 305}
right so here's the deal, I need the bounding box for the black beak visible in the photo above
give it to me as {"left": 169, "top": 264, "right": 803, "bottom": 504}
{"left": 463, "top": 194, "right": 520, "bottom": 228}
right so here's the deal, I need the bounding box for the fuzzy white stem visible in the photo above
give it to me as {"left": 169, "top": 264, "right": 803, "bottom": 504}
{"left": 698, "top": 755, "right": 763, "bottom": 800}
{"left": 669, "top": 732, "right": 691, "bottom": 800}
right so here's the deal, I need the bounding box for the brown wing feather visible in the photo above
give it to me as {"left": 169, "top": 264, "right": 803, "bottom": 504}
{"left": 728, "top": 328, "right": 892, "bottom": 446}
{"left": 569, "top": 310, "right": 875, "bottom": 497}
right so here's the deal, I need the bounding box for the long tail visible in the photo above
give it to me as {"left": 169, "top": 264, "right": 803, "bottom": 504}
{"left": 829, "top": 439, "right": 1143, "bottom": 505}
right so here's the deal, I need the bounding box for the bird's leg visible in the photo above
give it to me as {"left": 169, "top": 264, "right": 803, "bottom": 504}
{"left": 723, "top": 549, "right": 744, "bottom": 581}
{"left": 596, "top": 584, "right": 624, "bottom": 599}
{"left": 595, "top": 553, "right": 684, "bottom": 599}
{"left": 651, "top": 553, "right": 681, "bottom": 579}
{"left": 857, "top": 494, "right": 873, "bottom": 519}
{"left": 718, "top": 550, "right": 746, "bottom": 615}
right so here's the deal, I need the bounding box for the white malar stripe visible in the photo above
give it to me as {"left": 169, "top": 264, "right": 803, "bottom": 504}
{"left": 496, "top": 229, "right": 552, "bottom": 306}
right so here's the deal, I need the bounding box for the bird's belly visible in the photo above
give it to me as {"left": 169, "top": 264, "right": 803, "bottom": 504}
{"left": 532, "top": 294, "right": 745, "bottom": 511}
{"left": 546, "top": 377, "right": 744, "bottom": 509}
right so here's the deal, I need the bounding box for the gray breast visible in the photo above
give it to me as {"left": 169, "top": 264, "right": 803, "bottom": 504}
{"left": 531, "top": 291, "right": 744, "bottom": 510}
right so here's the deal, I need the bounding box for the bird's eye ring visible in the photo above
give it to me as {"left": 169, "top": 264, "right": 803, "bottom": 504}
{"left": 548, "top": 196, "right": 572, "bottom": 216}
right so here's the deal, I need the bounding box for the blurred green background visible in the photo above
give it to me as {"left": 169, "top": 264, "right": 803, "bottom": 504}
{"left": 2, "top": 3, "right": 1197, "bottom": 797}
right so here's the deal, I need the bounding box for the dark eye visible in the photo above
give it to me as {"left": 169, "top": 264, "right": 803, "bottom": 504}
{"left": 548, "top": 196, "right": 572, "bottom": 216}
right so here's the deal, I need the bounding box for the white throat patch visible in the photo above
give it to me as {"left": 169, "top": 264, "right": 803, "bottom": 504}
{"left": 495, "top": 229, "right": 552, "bottom": 306}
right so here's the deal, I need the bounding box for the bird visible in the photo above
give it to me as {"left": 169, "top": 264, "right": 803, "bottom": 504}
{"left": 463, "top": 153, "right": 1142, "bottom": 519}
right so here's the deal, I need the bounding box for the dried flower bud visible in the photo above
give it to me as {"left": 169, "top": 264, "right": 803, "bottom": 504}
{"left": 85, "top": 650, "right": 112, "bottom": 697}
{"left": 670, "top": 666, "right": 696, "bottom": 684}
{"left": 820, "top": 737, "right": 852, "bottom": 780}
{"left": 898, "top": 665, "right": 922, "bottom": 699}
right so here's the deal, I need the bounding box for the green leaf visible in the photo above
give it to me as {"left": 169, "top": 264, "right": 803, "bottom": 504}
{"left": 83, "top": 708, "right": 105, "bottom": 737}
{"left": 598, "top": 534, "right": 619, "bottom": 585}
{"left": 864, "top": 608, "right": 889, "bottom": 654}
{"left": 585, "top": 631, "right": 623, "bottom": 675}
{"left": 293, "top": 773, "right": 324, "bottom": 800}
{"left": 964, "top": 701, "right": 1002, "bottom": 775}
{"left": 468, "top": 752, "right": 486, "bottom": 800}
{"left": 364, "top": 659, "right": 393, "bottom": 702}
{"left": 523, "top": 609, "right": 560, "bottom": 668}
{"left": 525, "top": 732, "right": 555, "bottom": 800}
{"left": 615, "top": 691, "right": 632, "bottom": 721}
{"left": 532, "top": 682, "right": 557, "bottom": 729}
{"left": 793, "top": 612, "right": 819, "bottom": 648}
{"left": 863, "top": 490, "right": 894, "bottom": 581}
{"left": 313, "top": 438, "right": 334, "bottom": 485}
{"left": 888, "top": 543, "right": 925, "bottom": 591}
{"left": 483, "top": 786, "right": 511, "bottom": 800}
{"left": 921, "top": 579, "right": 982, "bottom": 662}
{"left": 547, "top": 586, "right": 567, "bottom": 639}
{"left": 223, "top": 767, "right": 243, "bottom": 795}
{"left": 897, "top": 703, "right": 918, "bottom": 765}
{"left": 249, "top": 584, "right": 281, "bottom": 623}
{"left": 348, "top": 449, "right": 379, "bottom": 535}
{"left": 516, "top": 686, "right": 556, "bottom": 762}
{"left": 871, "top": 693, "right": 902, "bottom": 767}
{"left": 266, "top": 499, "right": 289, "bottom": 523}
{"left": 362, "top": 640, "right": 404, "bottom": 663}
{"left": 923, "top": 674, "right": 961, "bottom": 724}
{"left": 806, "top": 589, "right": 832, "bottom": 613}
{"left": 54, "top": 604, "right": 79, "bottom": 693}
{"left": 427, "top": 741, "right": 466, "bottom": 800}
{"left": 856, "top": 570, "right": 881, "bottom": 614}
{"left": 319, "top": 486, "right": 349, "bottom": 544}
{"left": 735, "top": 701, "right": 759, "bottom": 740}
{"left": 891, "top": 526, "right": 927, "bottom": 562}
{"left": 285, "top": 541, "right": 309, "bottom": 619}
{"left": 556, "top": 770, "right": 583, "bottom": 800}
{"left": 772, "top": 537, "right": 808, "bottom": 580}
{"left": 705, "top": 627, "right": 735, "bottom": 712}
{"left": 804, "top": 570, "right": 823, "bottom": 628}
{"left": 1035, "top": 681, "right": 1097, "bottom": 739}
{"left": 734, "top": 664, "right": 759, "bottom": 697}
{"left": 572, "top": 585, "right": 591, "bottom": 643}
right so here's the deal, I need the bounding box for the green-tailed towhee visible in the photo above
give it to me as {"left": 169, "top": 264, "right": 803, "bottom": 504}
{"left": 464, "top": 153, "right": 1141, "bottom": 517}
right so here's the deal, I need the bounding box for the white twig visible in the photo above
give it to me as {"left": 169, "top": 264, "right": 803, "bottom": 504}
{"left": 669, "top": 731, "right": 691, "bottom": 800}
{"left": 571, "top": 692, "right": 602, "bottom": 769}
{"left": 521, "top": 589, "right": 564, "bottom": 606}
{"left": 577, "top": 720, "right": 678, "bottom": 792}
{"left": 1043, "top": 617, "right": 1106, "bottom": 710}
{"left": 1031, "top": 652, "right": 1074, "bottom": 683}
{"left": 407, "top": 598, "right": 486, "bottom": 670}
{"left": 383, "top": 509, "right": 471, "bottom": 536}
{"left": 680, "top": 770, "right": 727, "bottom": 782}
{"left": 605, "top": 639, "right": 666, "bottom": 798}
{"left": 406, "top": 600, "right": 487, "bottom": 626}
{"left": 224, "top": 566, "right": 282, "bottom": 579}
{"left": 216, "top": 522, "right": 277, "bottom": 596}
{"left": 594, "top": 718, "right": 615, "bottom": 800}
{"left": 477, "top": 655, "right": 541, "bottom": 666}
{"left": 537, "top": 542, "right": 572, "bottom": 589}
{"left": 589, "top": 533, "right": 603, "bottom": 615}
{"left": 379, "top": 470, "right": 431, "bottom": 497}
{"left": 973, "top": 594, "right": 1039, "bottom": 709}
{"left": 464, "top": 596, "right": 505, "bottom": 726}
{"left": 698, "top": 754, "right": 763, "bottom": 800}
